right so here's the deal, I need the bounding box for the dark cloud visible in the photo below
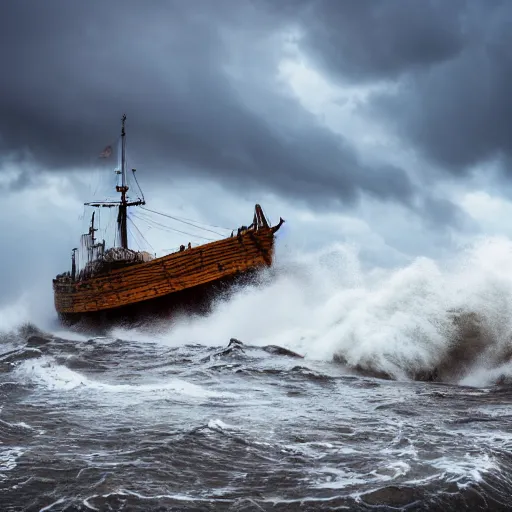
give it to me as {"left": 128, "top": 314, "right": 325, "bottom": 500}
{"left": 419, "top": 195, "right": 473, "bottom": 231}
{"left": 291, "top": 0, "right": 512, "bottom": 175}
{"left": 0, "top": 0, "right": 424, "bottom": 213}
{"left": 0, "top": 156, "right": 36, "bottom": 192}
{"left": 370, "top": 26, "right": 512, "bottom": 171}
{"left": 4, "top": 0, "right": 501, "bottom": 311}
{"left": 297, "top": 0, "right": 468, "bottom": 83}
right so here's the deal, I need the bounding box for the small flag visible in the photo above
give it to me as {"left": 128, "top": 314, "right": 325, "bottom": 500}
{"left": 99, "top": 145, "right": 112, "bottom": 158}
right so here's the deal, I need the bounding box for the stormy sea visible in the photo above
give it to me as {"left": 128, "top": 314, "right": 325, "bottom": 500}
{"left": 3, "top": 239, "right": 512, "bottom": 511}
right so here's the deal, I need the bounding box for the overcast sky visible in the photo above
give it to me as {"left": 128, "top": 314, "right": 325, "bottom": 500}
{"left": 2, "top": 0, "right": 512, "bottom": 317}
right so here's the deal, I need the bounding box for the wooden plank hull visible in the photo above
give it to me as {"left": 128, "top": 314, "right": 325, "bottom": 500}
{"left": 53, "top": 227, "right": 276, "bottom": 324}
{"left": 57, "top": 270, "right": 259, "bottom": 329}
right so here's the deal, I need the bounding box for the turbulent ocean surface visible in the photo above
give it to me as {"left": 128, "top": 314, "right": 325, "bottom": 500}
{"left": 3, "top": 240, "right": 512, "bottom": 511}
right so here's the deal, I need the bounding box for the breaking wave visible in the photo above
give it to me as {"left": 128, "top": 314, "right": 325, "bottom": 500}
{"left": 115, "top": 236, "right": 512, "bottom": 387}
{"left": 12, "top": 355, "right": 232, "bottom": 401}
{"left": 5, "top": 236, "right": 512, "bottom": 386}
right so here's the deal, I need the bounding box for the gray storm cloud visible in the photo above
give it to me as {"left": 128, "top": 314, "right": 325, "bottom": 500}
{"left": 3, "top": 0, "right": 508, "bottom": 309}
{"left": 0, "top": 0, "right": 448, "bottom": 213}
{"left": 297, "top": 0, "right": 468, "bottom": 83}
{"left": 294, "top": 0, "right": 512, "bottom": 173}
{"left": 1, "top": 0, "right": 507, "bottom": 240}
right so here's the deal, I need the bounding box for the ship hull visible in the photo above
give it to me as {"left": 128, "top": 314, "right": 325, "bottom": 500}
{"left": 53, "top": 228, "right": 276, "bottom": 328}
{"left": 57, "top": 270, "right": 260, "bottom": 329}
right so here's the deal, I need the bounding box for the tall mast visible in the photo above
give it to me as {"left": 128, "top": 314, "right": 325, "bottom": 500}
{"left": 121, "top": 113, "right": 127, "bottom": 190}
{"left": 84, "top": 113, "right": 145, "bottom": 251}
{"left": 117, "top": 114, "right": 129, "bottom": 249}
{"left": 88, "top": 211, "right": 97, "bottom": 263}
{"left": 71, "top": 248, "right": 77, "bottom": 281}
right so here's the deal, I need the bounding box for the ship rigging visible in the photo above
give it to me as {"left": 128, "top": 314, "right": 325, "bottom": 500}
{"left": 53, "top": 114, "right": 284, "bottom": 326}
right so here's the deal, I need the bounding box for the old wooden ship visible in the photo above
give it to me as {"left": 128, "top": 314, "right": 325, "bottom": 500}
{"left": 53, "top": 115, "right": 284, "bottom": 326}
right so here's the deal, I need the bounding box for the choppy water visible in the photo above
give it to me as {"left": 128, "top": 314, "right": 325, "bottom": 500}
{"left": 1, "top": 328, "right": 512, "bottom": 511}
{"left": 3, "top": 238, "right": 512, "bottom": 510}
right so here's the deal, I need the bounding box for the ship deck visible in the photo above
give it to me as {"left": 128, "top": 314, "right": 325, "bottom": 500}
{"left": 54, "top": 227, "right": 276, "bottom": 322}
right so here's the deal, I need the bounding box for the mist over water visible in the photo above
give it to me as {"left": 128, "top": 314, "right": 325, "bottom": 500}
{"left": 4, "top": 236, "right": 512, "bottom": 386}
{"left": 3, "top": 237, "right": 512, "bottom": 510}
{"left": 101, "top": 235, "right": 512, "bottom": 388}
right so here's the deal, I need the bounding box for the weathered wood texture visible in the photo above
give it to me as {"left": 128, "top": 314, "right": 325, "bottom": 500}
{"left": 54, "top": 228, "right": 275, "bottom": 314}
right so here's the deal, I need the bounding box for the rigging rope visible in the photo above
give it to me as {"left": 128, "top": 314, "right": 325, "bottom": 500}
{"left": 140, "top": 206, "right": 230, "bottom": 237}
{"left": 159, "top": 212, "right": 234, "bottom": 231}
{"left": 131, "top": 212, "right": 216, "bottom": 241}
{"left": 131, "top": 168, "right": 145, "bottom": 203}
{"left": 135, "top": 211, "right": 220, "bottom": 242}
{"left": 128, "top": 215, "right": 155, "bottom": 254}
{"left": 126, "top": 223, "right": 139, "bottom": 251}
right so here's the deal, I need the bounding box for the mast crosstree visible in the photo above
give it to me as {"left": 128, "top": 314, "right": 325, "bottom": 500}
{"left": 53, "top": 113, "right": 285, "bottom": 325}
{"left": 84, "top": 114, "right": 145, "bottom": 250}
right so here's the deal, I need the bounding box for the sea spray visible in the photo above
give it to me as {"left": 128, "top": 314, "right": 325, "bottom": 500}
{"left": 108, "top": 236, "right": 512, "bottom": 385}
{"left": 5, "top": 236, "right": 512, "bottom": 385}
